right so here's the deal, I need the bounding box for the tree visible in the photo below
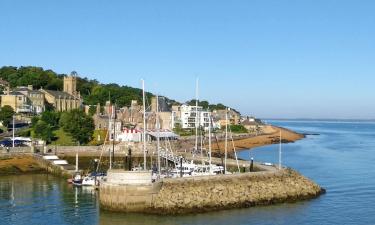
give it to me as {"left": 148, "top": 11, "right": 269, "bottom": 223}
{"left": 33, "top": 120, "right": 54, "bottom": 143}
{"left": 31, "top": 116, "right": 39, "bottom": 127}
{"left": 229, "top": 125, "right": 248, "bottom": 133}
{"left": 88, "top": 105, "right": 97, "bottom": 116}
{"left": 59, "top": 109, "right": 95, "bottom": 144}
{"left": 40, "top": 111, "right": 60, "bottom": 128}
{"left": 0, "top": 105, "right": 15, "bottom": 127}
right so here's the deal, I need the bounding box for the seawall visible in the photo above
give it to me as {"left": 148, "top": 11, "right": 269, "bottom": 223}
{"left": 100, "top": 168, "right": 324, "bottom": 214}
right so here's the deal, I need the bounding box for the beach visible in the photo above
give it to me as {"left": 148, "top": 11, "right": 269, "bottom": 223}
{"left": 212, "top": 125, "right": 305, "bottom": 152}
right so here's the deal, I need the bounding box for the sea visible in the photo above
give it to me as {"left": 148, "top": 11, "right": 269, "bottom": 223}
{"left": 0, "top": 120, "right": 374, "bottom": 225}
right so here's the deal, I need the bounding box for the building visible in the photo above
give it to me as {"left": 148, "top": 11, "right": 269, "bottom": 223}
{"left": 0, "top": 89, "right": 29, "bottom": 113}
{"left": 241, "top": 116, "right": 263, "bottom": 133}
{"left": 0, "top": 72, "right": 82, "bottom": 113}
{"left": 0, "top": 86, "right": 44, "bottom": 114}
{"left": 40, "top": 72, "right": 82, "bottom": 112}
{"left": 172, "top": 104, "right": 211, "bottom": 130}
{"left": 212, "top": 109, "right": 241, "bottom": 127}
{"left": 14, "top": 85, "right": 45, "bottom": 113}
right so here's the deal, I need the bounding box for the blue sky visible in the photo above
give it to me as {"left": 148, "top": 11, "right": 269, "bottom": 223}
{"left": 0, "top": 0, "right": 374, "bottom": 119}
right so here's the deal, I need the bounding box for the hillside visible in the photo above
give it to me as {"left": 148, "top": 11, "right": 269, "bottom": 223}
{"left": 0, "top": 66, "right": 236, "bottom": 111}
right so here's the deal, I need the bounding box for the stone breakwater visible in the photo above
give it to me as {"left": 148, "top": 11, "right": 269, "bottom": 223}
{"left": 100, "top": 168, "right": 324, "bottom": 214}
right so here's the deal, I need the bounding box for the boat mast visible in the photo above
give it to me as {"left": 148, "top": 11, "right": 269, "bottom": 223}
{"left": 12, "top": 115, "right": 15, "bottom": 148}
{"left": 75, "top": 150, "right": 79, "bottom": 172}
{"left": 279, "top": 130, "right": 282, "bottom": 169}
{"left": 156, "top": 94, "right": 161, "bottom": 176}
{"left": 195, "top": 78, "right": 199, "bottom": 156}
{"left": 229, "top": 124, "right": 240, "bottom": 173}
{"left": 224, "top": 108, "right": 228, "bottom": 173}
{"left": 108, "top": 92, "right": 112, "bottom": 170}
{"left": 112, "top": 104, "right": 116, "bottom": 167}
{"left": 142, "top": 79, "right": 147, "bottom": 170}
{"left": 208, "top": 112, "right": 212, "bottom": 174}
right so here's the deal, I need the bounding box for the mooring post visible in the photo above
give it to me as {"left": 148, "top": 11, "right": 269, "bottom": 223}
{"left": 250, "top": 157, "right": 254, "bottom": 172}
{"left": 93, "top": 158, "right": 98, "bottom": 185}
{"left": 180, "top": 157, "right": 183, "bottom": 178}
{"left": 128, "top": 147, "right": 132, "bottom": 171}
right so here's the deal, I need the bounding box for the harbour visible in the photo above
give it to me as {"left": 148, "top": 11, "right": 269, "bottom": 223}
{"left": 1, "top": 120, "right": 374, "bottom": 224}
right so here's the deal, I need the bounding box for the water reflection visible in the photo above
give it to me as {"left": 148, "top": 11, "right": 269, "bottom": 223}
{"left": 1, "top": 121, "right": 375, "bottom": 225}
{"left": 0, "top": 174, "right": 98, "bottom": 225}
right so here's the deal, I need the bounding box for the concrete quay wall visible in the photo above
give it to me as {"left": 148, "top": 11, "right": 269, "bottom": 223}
{"left": 100, "top": 168, "right": 324, "bottom": 214}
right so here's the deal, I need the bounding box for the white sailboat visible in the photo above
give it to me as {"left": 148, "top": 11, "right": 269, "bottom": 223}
{"left": 72, "top": 150, "right": 83, "bottom": 186}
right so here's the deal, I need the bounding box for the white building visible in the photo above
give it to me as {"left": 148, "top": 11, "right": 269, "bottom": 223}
{"left": 172, "top": 104, "right": 211, "bottom": 130}
{"left": 116, "top": 128, "right": 142, "bottom": 142}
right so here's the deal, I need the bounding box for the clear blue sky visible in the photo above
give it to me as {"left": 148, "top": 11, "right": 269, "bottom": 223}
{"left": 0, "top": 0, "right": 374, "bottom": 119}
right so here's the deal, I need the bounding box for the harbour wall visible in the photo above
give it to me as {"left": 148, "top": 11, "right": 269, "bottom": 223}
{"left": 100, "top": 168, "right": 324, "bottom": 214}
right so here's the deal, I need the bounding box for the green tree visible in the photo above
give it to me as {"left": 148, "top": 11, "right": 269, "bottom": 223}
{"left": 34, "top": 120, "right": 54, "bottom": 142}
{"left": 88, "top": 105, "right": 97, "bottom": 116}
{"left": 0, "top": 105, "right": 15, "bottom": 127}
{"left": 31, "top": 116, "right": 39, "bottom": 127}
{"left": 59, "top": 109, "right": 95, "bottom": 144}
{"left": 229, "top": 125, "right": 248, "bottom": 133}
{"left": 40, "top": 111, "right": 60, "bottom": 128}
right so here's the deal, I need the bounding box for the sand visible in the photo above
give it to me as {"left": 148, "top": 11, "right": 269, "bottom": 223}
{"left": 212, "top": 125, "right": 304, "bottom": 152}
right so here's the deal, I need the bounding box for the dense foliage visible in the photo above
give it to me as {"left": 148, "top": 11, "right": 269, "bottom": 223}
{"left": 0, "top": 66, "right": 235, "bottom": 112}
{"left": 59, "top": 109, "right": 95, "bottom": 144}
{"left": 0, "top": 66, "right": 63, "bottom": 90}
{"left": 33, "top": 120, "right": 54, "bottom": 143}
{"left": 186, "top": 99, "right": 238, "bottom": 112}
{"left": 0, "top": 105, "right": 14, "bottom": 127}
{"left": 228, "top": 124, "right": 248, "bottom": 133}
{"left": 0, "top": 66, "right": 154, "bottom": 108}
{"left": 31, "top": 110, "right": 94, "bottom": 144}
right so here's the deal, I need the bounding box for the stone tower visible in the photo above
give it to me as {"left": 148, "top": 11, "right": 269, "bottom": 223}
{"left": 64, "top": 71, "right": 77, "bottom": 96}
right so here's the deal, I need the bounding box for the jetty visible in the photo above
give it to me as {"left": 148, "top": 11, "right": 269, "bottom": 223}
{"left": 100, "top": 163, "right": 324, "bottom": 214}
{"left": 0, "top": 147, "right": 77, "bottom": 178}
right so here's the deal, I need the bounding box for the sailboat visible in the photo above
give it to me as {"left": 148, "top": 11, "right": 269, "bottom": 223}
{"left": 72, "top": 151, "right": 83, "bottom": 186}
{"left": 169, "top": 79, "right": 225, "bottom": 177}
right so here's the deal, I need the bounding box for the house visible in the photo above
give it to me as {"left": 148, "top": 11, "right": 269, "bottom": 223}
{"left": 0, "top": 85, "right": 45, "bottom": 113}
{"left": 212, "top": 109, "right": 241, "bottom": 127}
{"left": 241, "top": 116, "right": 263, "bottom": 133}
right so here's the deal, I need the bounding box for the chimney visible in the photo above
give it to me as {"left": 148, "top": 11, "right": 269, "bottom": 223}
{"left": 27, "top": 85, "right": 33, "bottom": 90}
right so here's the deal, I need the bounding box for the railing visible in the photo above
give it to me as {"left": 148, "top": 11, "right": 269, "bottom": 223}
{"left": 158, "top": 148, "right": 188, "bottom": 165}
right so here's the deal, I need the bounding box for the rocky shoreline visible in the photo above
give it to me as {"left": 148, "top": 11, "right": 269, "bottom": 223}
{"left": 0, "top": 155, "right": 45, "bottom": 175}
{"left": 100, "top": 167, "right": 325, "bottom": 215}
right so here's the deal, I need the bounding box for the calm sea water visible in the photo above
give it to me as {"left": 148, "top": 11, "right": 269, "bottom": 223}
{"left": 1, "top": 120, "right": 375, "bottom": 225}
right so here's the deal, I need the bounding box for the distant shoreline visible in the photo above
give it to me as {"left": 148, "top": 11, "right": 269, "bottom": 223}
{"left": 212, "top": 125, "right": 305, "bottom": 152}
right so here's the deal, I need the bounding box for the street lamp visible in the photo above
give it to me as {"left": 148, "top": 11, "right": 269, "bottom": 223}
{"left": 12, "top": 115, "right": 15, "bottom": 148}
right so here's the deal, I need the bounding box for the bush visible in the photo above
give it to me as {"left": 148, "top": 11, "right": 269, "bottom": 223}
{"left": 229, "top": 125, "right": 248, "bottom": 133}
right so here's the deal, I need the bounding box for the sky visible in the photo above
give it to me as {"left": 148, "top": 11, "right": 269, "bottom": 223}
{"left": 0, "top": 0, "right": 374, "bottom": 119}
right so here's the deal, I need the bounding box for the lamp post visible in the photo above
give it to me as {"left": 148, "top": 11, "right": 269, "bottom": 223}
{"left": 12, "top": 115, "right": 15, "bottom": 148}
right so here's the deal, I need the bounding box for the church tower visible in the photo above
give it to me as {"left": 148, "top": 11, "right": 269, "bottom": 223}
{"left": 64, "top": 71, "right": 78, "bottom": 96}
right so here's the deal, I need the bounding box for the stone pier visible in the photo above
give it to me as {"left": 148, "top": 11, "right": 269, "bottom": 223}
{"left": 100, "top": 167, "right": 324, "bottom": 214}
